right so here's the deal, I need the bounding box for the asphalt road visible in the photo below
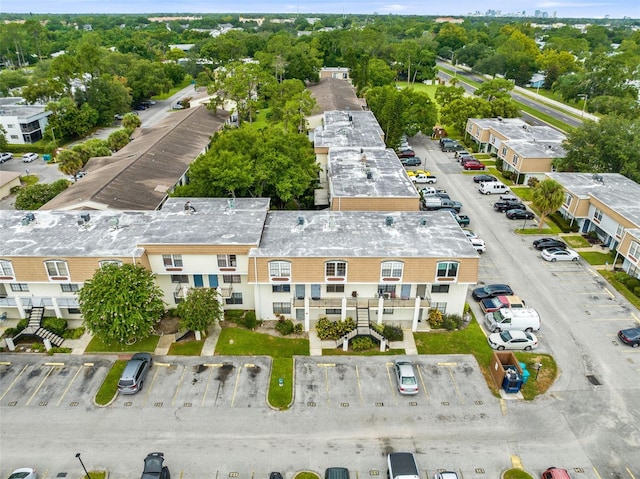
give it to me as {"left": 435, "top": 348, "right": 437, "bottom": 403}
{"left": 1, "top": 136, "right": 639, "bottom": 479}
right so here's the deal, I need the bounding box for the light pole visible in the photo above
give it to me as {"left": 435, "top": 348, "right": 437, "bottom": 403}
{"left": 578, "top": 94, "right": 588, "bottom": 117}
{"left": 76, "top": 453, "right": 92, "bottom": 479}
{"left": 450, "top": 51, "right": 456, "bottom": 77}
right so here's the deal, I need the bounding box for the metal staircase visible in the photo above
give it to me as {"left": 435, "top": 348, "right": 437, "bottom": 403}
{"left": 336, "top": 308, "right": 386, "bottom": 348}
{"left": 12, "top": 307, "right": 65, "bottom": 347}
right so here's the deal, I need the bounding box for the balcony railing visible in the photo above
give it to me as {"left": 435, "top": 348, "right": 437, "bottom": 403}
{"left": 293, "top": 296, "right": 430, "bottom": 308}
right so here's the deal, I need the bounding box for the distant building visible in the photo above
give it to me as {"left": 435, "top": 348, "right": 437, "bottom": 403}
{"left": 0, "top": 98, "right": 51, "bottom": 145}
{"left": 319, "top": 67, "right": 350, "bottom": 81}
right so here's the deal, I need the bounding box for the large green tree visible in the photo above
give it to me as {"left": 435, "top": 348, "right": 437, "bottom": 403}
{"left": 531, "top": 179, "right": 565, "bottom": 231}
{"left": 176, "top": 288, "right": 223, "bottom": 333}
{"left": 78, "top": 264, "right": 166, "bottom": 344}
{"left": 14, "top": 179, "right": 69, "bottom": 210}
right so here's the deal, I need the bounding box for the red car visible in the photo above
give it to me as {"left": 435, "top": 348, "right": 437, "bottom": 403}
{"left": 397, "top": 149, "right": 415, "bottom": 158}
{"left": 463, "top": 160, "right": 486, "bottom": 170}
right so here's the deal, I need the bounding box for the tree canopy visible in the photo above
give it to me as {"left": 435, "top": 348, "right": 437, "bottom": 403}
{"left": 531, "top": 179, "right": 565, "bottom": 231}
{"left": 176, "top": 288, "right": 223, "bottom": 333}
{"left": 78, "top": 263, "right": 166, "bottom": 344}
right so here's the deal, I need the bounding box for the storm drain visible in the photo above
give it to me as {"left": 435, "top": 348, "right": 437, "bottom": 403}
{"left": 475, "top": 400, "right": 484, "bottom": 405}
{"left": 341, "top": 402, "right": 349, "bottom": 407}
{"left": 441, "top": 401, "right": 450, "bottom": 406}
{"left": 183, "top": 402, "right": 192, "bottom": 407}
{"left": 307, "top": 401, "right": 316, "bottom": 407}
{"left": 229, "top": 473, "right": 239, "bottom": 477}
{"left": 8, "top": 401, "right": 17, "bottom": 406}
{"left": 56, "top": 474, "right": 68, "bottom": 478}
{"left": 124, "top": 401, "right": 132, "bottom": 407}
{"left": 475, "top": 469, "right": 485, "bottom": 474}
{"left": 39, "top": 401, "right": 48, "bottom": 406}
{"left": 375, "top": 402, "right": 384, "bottom": 407}
{"left": 370, "top": 471, "right": 380, "bottom": 476}
{"left": 154, "top": 402, "right": 163, "bottom": 407}
{"left": 574, "top": 468, "right": 585, "bottom": 473}
{"left": 586, "top": 375, "right": 601, "bottom": 385}
{"left": 69, "top": 401, "right": 79, "bottom": 407}
{"left": 409, "top": 401, "right": 418, "bottom": 406}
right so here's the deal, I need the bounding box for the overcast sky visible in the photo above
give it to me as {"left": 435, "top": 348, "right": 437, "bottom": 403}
{"left": 3, "top": 0, "right": 638, "bottom": 19}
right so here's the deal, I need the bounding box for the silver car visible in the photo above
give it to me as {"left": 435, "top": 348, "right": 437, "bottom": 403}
{"left": 393, "top": 359, "right": 419, "bottom": 395}
{"left": 22, "top": 152, "right": 38, "bottom": 163}
{"left": 118, "top": 352, "right": 152, "bottom": 394}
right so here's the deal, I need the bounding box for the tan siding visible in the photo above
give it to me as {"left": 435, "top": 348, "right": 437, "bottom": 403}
{"left": 515, "top": 157, "right": 554, "bottom": 173}
{"left": 141, "top": 244, "right": 255, "bottom": 255}
{"left": 253, "top": 256, "right": 478, "bottom": 283}
{"left": 11, "top": 256, "right": 134, "bottom": 282}
{"left": 590, "top": 198, "right": 638, "bottom": 228}
{"left": 330, "top": 197, "right": 420, "bottom": 211}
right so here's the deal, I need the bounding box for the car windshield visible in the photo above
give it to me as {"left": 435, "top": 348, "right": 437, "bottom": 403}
{"left": 499, "top": 331, "right": 512, "bottom": 341}
{"left": 9, "top": 473, "right": 31, "bottom": 479}
{"left": 401, "top": 376, "right": 417, "bottom": 385}
{"left": 118, "top": 379, "right": 134, "bottom": 386}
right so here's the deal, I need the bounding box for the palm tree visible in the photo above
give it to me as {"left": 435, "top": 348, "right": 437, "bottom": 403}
{"left": 531, "top": 179, "right": 565, "bottom": 231}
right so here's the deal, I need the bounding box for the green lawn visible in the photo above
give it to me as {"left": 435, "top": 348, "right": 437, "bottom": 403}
{"left": 215, "top": 327, "right": 309, "bottom": 357}
{"left": 268, "top": 357, "right": 294, "bottom": 409}
{"left": 414, "top": 318, "right": 556, "bottom": 399}
{"left": 95, "top": 359, "right": 126, "bottom": 405}
{"left": 601, "top": 271, "right": 640, "bottom": 311}
{"left": 580, "top": 250, "right": 616, "bottom": 265}
{"left": 168, "top": 339, "right": 204, "bottom": 355}
{"left": 85, "top": 334, "right": 159, "bottom": 353}
{"left": 563, "top": 235, "right": 591, "bottom": 248}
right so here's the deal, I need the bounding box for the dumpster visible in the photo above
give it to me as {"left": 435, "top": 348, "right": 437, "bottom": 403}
{"left": 43, "top": 154, "right": 51, "bottom": 162}
{"left": 502, "top": 365, "right": 523, "bottom": 393}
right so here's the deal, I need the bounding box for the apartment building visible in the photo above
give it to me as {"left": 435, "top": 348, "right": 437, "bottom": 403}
{"left": 465, "top": 117, "right": 566, "bottom": 182}
{"left": 547, "top": 172, "right": 640, "bottom": 278}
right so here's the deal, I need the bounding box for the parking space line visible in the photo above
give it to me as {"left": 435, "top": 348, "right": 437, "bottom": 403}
{"left": 354, "top": 365, "right": 364, "bottom": 405}
{"left": 416, "top": 365, "right": 428, "bottom": 399}
{"left": 201, "top": 365, "right": 215, "bottom": 407}
{"left": 26, "top": 364, "right": 57, "bottom": 406}
{"left": 510, "top": 455, "right": 523, "bottom": 469}
{"left": 172, "top": 365, "right": 188, "bottom": 407}
{"left": 593, "top": 467, "right": 602, "bottom": 479}
{"left": 56, "top": 364, "right": 85, "bottom": 406}
{"left": 230, "top": 364, "right": 242, "bottom": 407}
{"left": 627, "top": 467, "right": 636, "bottom": 479}
{"left": 446, "top": 366, "right": 464, "bottom": 405}
{"left": 143, "top": 367, "right": 162, "bottom": 406}
{"left": 385, "top": 362, "right": 398, "bottom": 402}
{"left": 499, "top": 398, "right": 507, "bottom": 415}
{"left": 0, "top": 364, "right": 29, "bottom": 401}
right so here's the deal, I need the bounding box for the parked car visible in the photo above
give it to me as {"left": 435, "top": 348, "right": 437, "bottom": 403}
{"left": 488, "top": 330, "right": 538, "bottom": 351}
{"left": 469, "top": 237, "right": 486, "bottom": 254}
{"left": 22, "top": 152, "right": 39, "bottom": 163}
{"left": 472, "top": 284, "right": 514, "bottom": 301}
{"left": 473, "top": 174, "right": 497, "bottom": 183}
{"left": 408, "top": 170, "right": 430, "bottom": 177}
{"left": 540, "top": 247, "right": 580, "bottom": 262}
{"left": 462, "top": 228, "right": 477, "bottom": 239}
{"left": 118, "top": 352, "right": 152, "bottom": 394}
{"left": 441, "top": 209, "right": 470, "bottom": 226}
{"left": 141, "top": 100, "right": 156, "bottom": 107}
{"left": 397, "top": 149, "right": 415, "bottom": 158}
{"left": 434, "top": 472, "right": 459, "bottom": 479}
{"left": 133, "top": 104, "right": 147, "bottom": 111}
{"left": 114, "top": 113, "right": 125, "bottom": 120}
{"left": 442, "top": 142, "right": 465, "bottom": 152}
{"left": 421, "top": 191, "right": 449, "bottom": 199}
{"left": 506, "top": 208, "right": 534, "bottom": 220}
{"left": 617, "top": 327, "right": 640, "bottom": 347}
{"left": 393, "top": 359, "right": 419, "bottom": 395}
{"left": 270, "top": 473, "right": 284, "bottom": 479}
{"left": 542, "top": 468, "right": 572, "bottom": 479}
{"left": 141, "top": 452, "right": 170, "bottom": 479}
{"left": 462, "top": 161, "right": 486, "bottom": 170}
{"left": 412, "top": 174, "right": 438, "bottom": 184}
{"left": 500, "top": 193, "right": 519, "bottom": 201}
{"left": 494, "top": 200, "right": 525, "bottom": 212}
{"left": 533, "top": 238, "right": 567, "bottom": 250}
{"left": 481, "top": 295, "right": 526, "bottom": 313}
{"left": 0, "top": 152, "right": 13, "bottom": 163}
{"left": 7, "top": 468, "right": 37, "bottom": 479}
{"left": 401, "top": 157, "right": 422, "bottom": 166}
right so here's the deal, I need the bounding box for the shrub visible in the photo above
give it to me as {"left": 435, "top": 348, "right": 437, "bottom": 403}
{"left": 626, "top": 278, "right": 640, "bottom": 291}
{"left": 527, "top": 177, "right": 539, "bottom": 188}
{"left": 441, "top": 314, "right": 463, "bottom": 331}
{"left": 42, "top": 317, "right": 67, "bottom": 336}
{"left": 502, "top": 170, "right": 513, "bottom": 180}
{"left": 383, "top": 325, "right": 404, "bottom": 341}
{"left": 315, "top": 317, "right": 356, "bottom": 340}
{"left": 275, "top": 317, "right": 295, "bottom": 335}
{"left": 225, "top": 310, "right": 244, "bottom": 323}
{"left": 16, "top": 318, "right": 28, "bottom": 333}
{"left": 63, "top": 327, "right": 85, "bottom": 339}
{"left": 48, "top": 347, "right": 72, "bottom": 355}
{"left": 293, "top": 323, "right": 303, "bottom": 333}
{"left": 614, "top": 271, "right": 631, "bottom": 284}
{"left": 351, "top": 336, "right": 376, "bottom": 352}
{"left": 494, "top": 158, "right": 503, "bottom": 171}
{"left": 244, "top": 311, "right": 257, "bottom": 330}
{"left": 31, "top": 342, "right": 45, "bottom": 352}
{"left": 634, "top": 287, "right": 640, "bottom": 298}
{"left": 428, "top": 309, "right": 444, "bottom": 329}
{"left": 3, "top": 328, "right": 17, "bottom": 337}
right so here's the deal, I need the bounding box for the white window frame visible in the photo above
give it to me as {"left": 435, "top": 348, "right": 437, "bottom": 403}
{"left": 512, "top": 154, "right": 519, "bottom": 166}
{"left": 162, "top": 254, "right": 183, "bottom": 268}
{"left": 217, "top": 254, "right": 237, "bottom": 268}
{"left": 44, "top": 260, "right": 69, "bottom": 280}
{"left": 616, "top": 225, "right": 624, "bottom": 239}
{"left": 593, "top": 208, "right": 603, "bottom": 223}
{"left": 269, "top": 261, "right": 291, "bottom": 283}
{"left": 629, "top": 241, "right": 640, "bottom": 262}
{"left": 380, "top": 261, "right": 403, "bottom": 282}
{"left": 0, "top": 260, "right": 15, "bottom": 278}
{"left": 99, "top": 260, "right": 123, "bottom": 268}
{"left": 435, "top": 261, "right": 459, "bottom": 282}
{"left": 563, "top": 193, "right": 572, "bottom": 208}
{"left": 325, "top": 260, "right": 347, "bottom": 282}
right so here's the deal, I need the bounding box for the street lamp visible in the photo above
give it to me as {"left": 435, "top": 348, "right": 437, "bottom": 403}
{"left": 76, "top": 453, "right": 92, "bottom": 479}
{"left": 450, "top": 51, "right": 456, "bottom": 77}
{"left": 578, "top": 94, "right": 588, "bottom": 117}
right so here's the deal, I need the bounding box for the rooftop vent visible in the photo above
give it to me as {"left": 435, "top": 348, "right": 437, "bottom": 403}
{"left": 110, "top": 217, "right": 120, "bottom": 229}
{"left": 419, "top": 218, "right": 427, "bottom": 226}
{"left": 385, "top": 216, "right": 394, "bottom": 227}
{"left": 497, "top": 116, "right": 503, "bottom": 121}
{"left": 366, "top": 170, "right": 373, "bottom": 180}
{"left": 184, "top": 201, "right": 196, "bottom": 213}
{"left": 227, "top": 198, "right": 236, "bottom": 209}
{"left": 21, "top": 213, "right": 35, "bottom": 226}
{"left": 592, "top": 174, "right": 604, "bottom": 185}
{"left": 297, "top": 216, "right": 304, "bottom": 226}
{"left": 80, "top": 213, "right": 90, "bottom": 223}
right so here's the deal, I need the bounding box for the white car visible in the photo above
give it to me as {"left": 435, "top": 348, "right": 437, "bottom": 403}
{"left": 393, "top": 359, "right": 419, "bottom": 395}
{"left": 0, "top": 152, "right": 13, "bottom": 163}
{"left": 7, "top": 468, "right": 38, "bottom": 479}
{"left": 22, "top": 152, "right": 39, "bottom": 163}
{"left": 434, "top": 473, "right": 459, "bottom": 479}
{"left": 541, "top": 247, "right": 580, "bottom": 262}
{"left": 462, "top": 228, "right": 477, "bottom": 240}
{"left": 488, "top": 330, "right": 539, "bottom": 351}
{"left": 469, "top": 237, "right": 486, "bottom": 254}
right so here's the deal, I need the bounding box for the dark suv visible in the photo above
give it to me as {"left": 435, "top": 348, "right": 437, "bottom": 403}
{"left": 401, "top": 157, "right": 421, "bottom": 166}
{"left": 494, "top": 200, "right": 525, "bottom": 212}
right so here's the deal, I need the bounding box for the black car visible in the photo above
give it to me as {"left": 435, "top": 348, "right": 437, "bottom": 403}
{"left": 442, "top": 142, "right": 464, "bottom": 152}
{"left": 472, "top": 284, "right": 514, "bottom": 301}
{"left": 533, "top": 238, "right": 567, "bottom": 250}
{"left": 506, "top": 208, "right": 535, "bottom": 220}
{"left": 618, "top": 327, "right": 640, "bottom": 347}
{"left": 141, "top": 452, "right": 170, "bottom": 479}
{"left": 397, "top": 149, "right": 415, "bottom": 158}
{"left": 473, "top": 174, "right": 497, "bottom": 183}
{"left": 494, "top": 200, "right": 525, "bottom": 212}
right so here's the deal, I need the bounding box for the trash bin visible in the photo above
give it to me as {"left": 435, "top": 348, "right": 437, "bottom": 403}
{"left": 43, "top": 154, "right": 51, "bottom": 162}
{"left": 502, "top": 365, "right": 523, "bottom": 393}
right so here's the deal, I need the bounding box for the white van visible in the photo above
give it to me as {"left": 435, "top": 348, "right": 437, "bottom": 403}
{"left": 479, "top": 181, "right": 510, "bottom": 195}
{"left": 484, "top": 308, "right": 541, "bottom": 333}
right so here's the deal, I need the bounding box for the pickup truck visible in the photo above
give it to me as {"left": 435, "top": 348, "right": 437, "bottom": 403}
{"left": 387, "top": 453, "right": 420, "bottom": 479}
{"left": 441, "top": 208, "right": 470, "bottom": 226}
{"left": 423, "top": 197, "right": 462, "bottom": 212}
{"left": 411, "top": 173, "right": 437, "bottom": 184}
